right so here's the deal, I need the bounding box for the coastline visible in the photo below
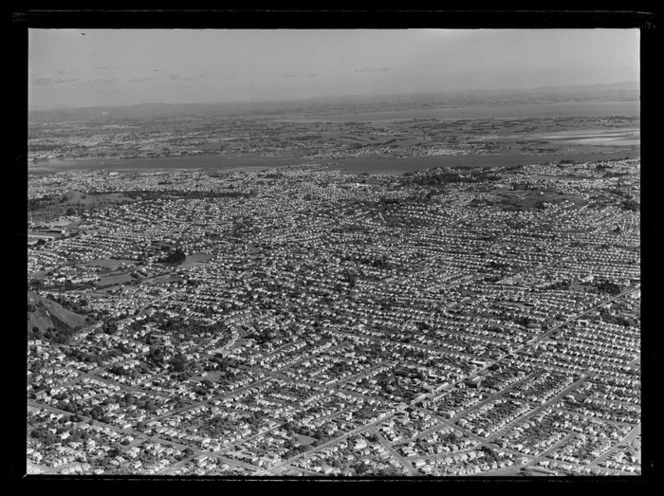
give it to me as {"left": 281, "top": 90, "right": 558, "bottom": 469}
{"left": 28, "top": 148, "right": 641, "bottom": 176}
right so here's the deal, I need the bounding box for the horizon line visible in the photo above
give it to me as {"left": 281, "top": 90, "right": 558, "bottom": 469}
{"left": 28, "top": 79, "right": 640, "bottom": 112}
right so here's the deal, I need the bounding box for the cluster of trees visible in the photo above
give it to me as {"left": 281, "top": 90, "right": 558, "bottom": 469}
{"left": 372, "top": 368, "right": 421, "bottom": 397}
{"left": 487, "top": 260, "right": 508, "bottom": 270}
{"left": 83, "top": 440, "right": 191, "bottom": 473}
{"left": 512, "top": 315, "right": 536, "bottom": 327}
{"left": 394, "top": 365, "right": 427, "bottom": 381}
{"left": 107, "top": 362, "right": 152, "bottom": 379}
{"left": 401, "top": 168, "right": 502, "bottom": 188}
{"left": 45, "top": 294, "right": 91, "bottom": 316}
{"left": 378, "top": 196, "right": 406, "bottom": 206}
{"left": 123, "top": 190, "right": 169, "bottom": 201}
{"left": 280, "top": 422, "right": 330, "bottom": 458}
{"left": 49, "top": 278, "right": 97, "bottom": 292}
{"left": 28, "top": 195, "right": 57, "bottom": 211}
{"left": 328, "top": 360, "right": 354, "bottom": 377}
{"left": 114, "top": 393, "right": 162, "bottom": 412}
{"left": 209, "top": 355, "right": 243, "bottom": 382}
{"left": 195, "top": 412, "right": 257, "bottom": 438}
{"left": 245, "top": 326, "right": 287, "bottom": 346}
{"left": 332, "top": 224, "right": 370, "bottom": 234}
{"left": 592, "top": 279, "right": 622, "bottom": 295}
{"left": 30, "top": 426, "right": 61, "bottom": 445}
{"left": 282, "top": 441, "right": 314, "bottom": 459}
{"left": 173, "top": 190, "right": 254, "bottom": 200}
{"left": 342, "top": 254, "right": 391, "bottom": 270}
{"left": 545, "top": 280, "right": 571, "bottom": 290}
{"left": 340, "top": 270, "right": 359, "bottom": 288}
{"left": 621, "top": 199, "right": 639, "bottom": 211}
{"left": 480, "top": 445, "right": 501, "bottom": 464}
{"left": 603, "top": 171, "right": 629, "bottom": 179}
{"left": 608, "top": 188, "right": 632, "bottom": 199}
{"left": 170, "top": 353, "right": 190, "bottom": 373}
{"left": 138, "top": 314, "right": 227, "bottom": 343}
{"left": 191, "top": 378, "right": 216, "bottom": 397}
{"left": 29, "top": 278, "right": 44, "bottom": 291}
{"left": 100, "top": 321, "right": 119, "bottom": 335}
{"left": 61, "top": 346, "right": 121, "bottom": 367}
{"left": 599, "top": 308, "right": 637, "bottom": 327}
{"left": 161, "top": 248, "right": 186, "bottom": 265}
{"left": 142, "top": 344, "right": 168, "bottom": 368}
{"left": 122, "top": 187, "right": 255, "bottom": 202}
{"left": 88, "top": 405, "right": 109, "bottom": 422}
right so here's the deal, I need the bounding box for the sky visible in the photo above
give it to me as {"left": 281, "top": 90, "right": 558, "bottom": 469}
{"left": 28, "top": 29, "right": 640, "bottom": 109}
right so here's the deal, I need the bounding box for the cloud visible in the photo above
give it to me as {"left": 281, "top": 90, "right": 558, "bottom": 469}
{"left": 75, "top": 78, "right": 118, "bottom": 88}
{"left": 306, "top": 73, "right": 318, "bottom": 77}
{"left": 353, "top": 66, "right": 392, "bottom": 73}
{"left": 130, "top": 76, "right": 158, "bottom": 82}
{"left": 282, "top": 73, "right": 297, "bottom": 78}
{"left": 30, "top": 75, "right": 78, "bottom": 87}
{"left": 31, "top": 76, "right": 55, "bottom": 86}
{"left": 169, "top": 74, "right": 209, "bottom": 81}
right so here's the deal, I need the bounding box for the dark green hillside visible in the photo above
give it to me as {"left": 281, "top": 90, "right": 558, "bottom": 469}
{"left": 28, "top": 292, "right": 92, "bottom": 344}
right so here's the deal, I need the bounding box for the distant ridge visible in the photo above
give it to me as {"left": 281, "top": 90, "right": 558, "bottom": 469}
{"left": 529, "top": 81, "right": 639, "bottom": 93}
{"left": 28, "top": 80, "right": 640, "bottom": 114}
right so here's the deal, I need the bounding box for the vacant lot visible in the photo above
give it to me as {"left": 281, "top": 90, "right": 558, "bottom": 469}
{"left": 180, "top": 253, "right": 214, "bottom": 268}
{"left": 85, "top": 258, "right": 135, "bottom": 270}
{"left": 294, "top": 434, "right": 317, "bottom": 446}
{"left": 95, "top": 273, "right": 134, "bottom": 288}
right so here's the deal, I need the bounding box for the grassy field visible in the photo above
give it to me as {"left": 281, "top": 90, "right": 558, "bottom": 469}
{"left": 294, "top": 433, "right": 317, "bottom": 446}
{"left": 95, "top": 273, "right": 134, "bottom": 288}
{"left": 85, "top": 258, "right": 136, "bottom": 270}
{"left": 180, "top": 253, "right": 214, "bottom": 268}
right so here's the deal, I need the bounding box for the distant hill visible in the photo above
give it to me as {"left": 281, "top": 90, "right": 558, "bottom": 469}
{"left": 28, "top": 80, "right": 640, "bottom": 124}
{"left": 530, "top": 81, "right": 639, "bottom": 93}
{"left": 28, "top": 292, "right": 91, "bottom": 343}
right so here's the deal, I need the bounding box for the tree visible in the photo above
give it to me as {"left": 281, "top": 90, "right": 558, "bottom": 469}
{"left": 171, "top": 354, "right": 187, "bottom": 372}
{"left": 103, "top": 322, "right": 118, "bottom": 335}
{"left": 355, "top": 462, "right": 371, "bottom": 475}
{"left": 621, "top": 199, "right": 639, "bottom": 211}
{"left": 89, "top": 405, "right": 105, "bottom": 420}
{"left": 163, "top": 248, "right": 186, "bottom": 265}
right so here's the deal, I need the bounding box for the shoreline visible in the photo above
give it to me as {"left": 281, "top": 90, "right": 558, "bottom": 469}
{"left": 28, "top": 148, "right": 641, "bottom": 176}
